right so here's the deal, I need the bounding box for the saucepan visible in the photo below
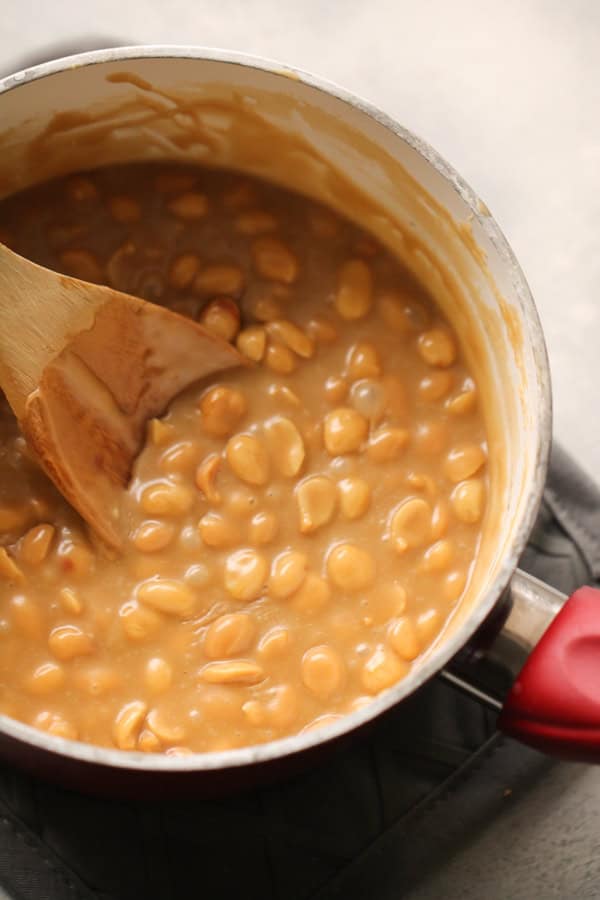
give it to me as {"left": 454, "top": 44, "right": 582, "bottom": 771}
{"left": 0, "top": 46, "right": 597, "bottom": 797}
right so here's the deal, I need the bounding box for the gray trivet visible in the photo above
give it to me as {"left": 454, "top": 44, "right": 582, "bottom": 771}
{"left": 0, "top": 443, "right": 595, "bottom": 900}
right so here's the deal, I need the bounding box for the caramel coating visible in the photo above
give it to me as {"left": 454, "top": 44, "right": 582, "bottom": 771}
{"left": 0, "top": 162, "right": 487, "bottom": 754}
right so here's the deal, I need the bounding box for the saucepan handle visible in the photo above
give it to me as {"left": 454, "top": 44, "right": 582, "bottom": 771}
{"left": 442, "top": 569, "right": 600, "bottom": 762}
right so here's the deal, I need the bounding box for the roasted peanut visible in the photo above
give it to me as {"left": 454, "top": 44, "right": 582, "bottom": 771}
{"left": 198, "top": 297, "right": 241, "bottom": 341}
{"left": 417, "top": 329, "right": 457, "bottom": 367}
{"left": 160, "top": 440, "right": 198, "bottom": 474}
{"left": 34, "top": 711, "right": 78, "bottom": 741}
{"left": 56, "top": 538, "right": 93, "bottom": 579}
{"left": 145, "top": 657, "right": 173, "bottom": 692}
{"left": 361, "top": 646, "right": 409, "bottom": 693}
{"left": 327, "top": 544, "right": 376, "bottom": 592}
{"left": 59, "top": 587, "right": 83, "bottom": 616}
{"left": 377, "top": 291, "right": 421, "bottom": 334}
{"left": 257, "top": 627, "right": 290, "bottom": 659}
{"left": 264, "top": 416, "right": 305, "bottom": 477}
{"left": 296, "top": 476, "right": 336, "bottom": 533}
{"left": 337, "top": 477, "right": 371, "bottom": 520}
{"left": 367, "top": 427, "right": 409, "bottom": 462}
{"left": 416, "top": 608, "right": 442, "bottom": 645}
{"left": 200, "top": 660, "right": 265, "bottom": 685}
{"left": 137, "top": 579, "right": 195, "bottom": 617}
{"left": 269, "top": 551, "right": 308, "bottom": 599}
{"left": 194, "top": 264, "right": 244, "bottom": 297}
{"left": 204, "top": 613, "right": 256, "bottom": 659}
{"left": 25, "top": 662, "right": 65, "bottom": 696}
{"left": 323, "top": 408, "right": 368, "bottom": 455}
{"left": 251, "top": 294, "right": 284, "bottom": 323}
{"left": 0, "top": 547, "right": 24, "bottom": 582}
{"left": 444, "top": 570, "right": 467, "bottom": 602}
{"left": 346, "top": 342, "right": 381, "bottom": 379}
{"left": 146, "top": 708, "right": 186, "bottom": 744}
{"left": 248, "top": 511, "right": 279, "bottom": 545}
{"left": 236, "top": 326, "right": 267, "bottom": 362}
{"left": 420, "top": 539, "right": 453, "bottom": 572}
{"left": 226, "top": 433, "right": 270, "bottom": 485}
{"left": 306, "top": 317, "right": 338, "bottom": 343}
{"left": 19, "top": 524, "right": 55, "bottom": 566}
{"left": 414, "top": 420, "right": 449, "bottom": 456}
{"left": 388, "top": 616, "right": 421, "bottom": 660}
{"left": 140, "top": 482, "right": 194, "bottom": 517}
{"left": 224, "top": 549, "right": 268, "bottom": 601}
{"left": 264, "top": 341, "right": 297, "bottom": 374}
{"left": 10, "top": 594, "right": 42, "bottom": 638}
{"left": 302, "top": 645, "right": 345, "bottom": 699}
{"left": 243, "top": 683, "right": 298, "bottom": 729}
{"left": 368, "top": 582, "right": 408, "bottom": 621}
{"left": 446, "top": 388, "right": 477, "bottom": 415}
{"left": 66, "top": 175, "right": 98, "bottom": 202}
{"left": 199, "top": 385, "right": 247, "bottom": 437}
{"left": 450, "top": 479, "right": 486, "bottom": 523}
{"left": 169, "top": 253, "right": 201, "bottom": 289}
{"left": 120, "top": 601, "right": 163, "bottom": 642}
{"left": 198, "top": 511, "right": 240, "bottom": 548}
{"left": 113, "top": 701, "right": 147, "bottom": 750}
{"left": 431, "top": 500, "right": 450, "bottom": 540}
{"left": 195, "top": 453, "right": 222, "bottom": 504}
{"left": 291, "top": 572, "right": 331, "bottom": 614}
{"left": 389, "top": 498, "right": 432, "bottom": 553}
{"left": 419, "top": 371, "right": 454, "bottom": 402}
{"left": 48, "top": 625, "right": 94, "bottom": 661}
{"left": 251, "top": 237, "right": 298, "bottom": 283}
{"left": 149, "top": 417, "right": 176, "bottom": 446}
{"left": 138, "top": 729, "right": 162, "bottom": 753}
{"left": 335, "top": 259, "right": 373, "bottom": 319}
{"left": 266, "top": 320, "right": 314, "bottom": 358}
{"left": 267, "top": 384, "right": 302, "bottom": 407}
{"left": 444, "top": 444, "right": 487, "bottom": 483}
{"left": 325, "top": 376, "right": 349, "bottom": 405}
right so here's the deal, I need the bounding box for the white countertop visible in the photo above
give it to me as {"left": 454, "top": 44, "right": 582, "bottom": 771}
{"left": 2, "top": 1, "right": 600, "bottom": 897}
{"left": 4, "top": 0, "right": 599, "bottom": 479}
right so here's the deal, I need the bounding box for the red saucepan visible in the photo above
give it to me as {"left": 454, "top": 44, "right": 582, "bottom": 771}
{"left": 0, "top": 46, "right": 598, "bottom": 796}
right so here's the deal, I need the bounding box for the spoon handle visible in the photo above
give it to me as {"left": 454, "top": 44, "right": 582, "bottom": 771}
{"left": 0, "top": 243, "right": 105, "bottom": 417}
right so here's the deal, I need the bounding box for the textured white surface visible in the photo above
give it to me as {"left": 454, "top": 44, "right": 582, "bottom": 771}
{"left": 2, "top": 1, "right": 600, "bottom": 897}
{"left": 407, "top": 760, "right": 600, "bottom": 900}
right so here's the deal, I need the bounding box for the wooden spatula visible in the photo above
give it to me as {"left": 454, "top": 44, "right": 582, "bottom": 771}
{"left": 0, "top": 243, "right": 245, "bottom": 548}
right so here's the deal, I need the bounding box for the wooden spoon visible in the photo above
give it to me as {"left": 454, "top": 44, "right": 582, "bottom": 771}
{"left": 0, "top": 243, "right": 245, "bottom": 548}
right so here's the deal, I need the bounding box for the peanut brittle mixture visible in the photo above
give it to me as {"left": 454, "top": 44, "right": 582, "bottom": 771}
{"left": 0, "top": 164, "right": 487, "bottom": 753}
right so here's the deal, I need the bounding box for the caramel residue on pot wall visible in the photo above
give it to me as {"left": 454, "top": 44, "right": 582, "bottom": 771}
{"left": 106, "top": 71, "right": 156, "bottom": 91}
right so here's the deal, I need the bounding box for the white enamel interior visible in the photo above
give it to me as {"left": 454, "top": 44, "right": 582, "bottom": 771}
{"left": 0, "top": 48, "right": 550, "bottom": 772}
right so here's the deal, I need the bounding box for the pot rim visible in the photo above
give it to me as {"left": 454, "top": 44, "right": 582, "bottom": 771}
{"left": 0, "top": 44, "right": 552, "bottom": 773}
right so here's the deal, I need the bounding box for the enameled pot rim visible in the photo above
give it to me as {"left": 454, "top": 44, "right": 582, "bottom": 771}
{"left": 0, "top": 45, "right": 552, "bottom": 772}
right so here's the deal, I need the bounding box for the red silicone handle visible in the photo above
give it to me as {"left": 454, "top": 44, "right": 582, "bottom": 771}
{"left": 499, "top": 586, "right": 600, "bottom": 762}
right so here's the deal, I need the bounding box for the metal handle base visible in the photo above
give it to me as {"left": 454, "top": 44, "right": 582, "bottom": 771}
{"left": 441, "top": 569, "right": 565, "bottom": 711}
